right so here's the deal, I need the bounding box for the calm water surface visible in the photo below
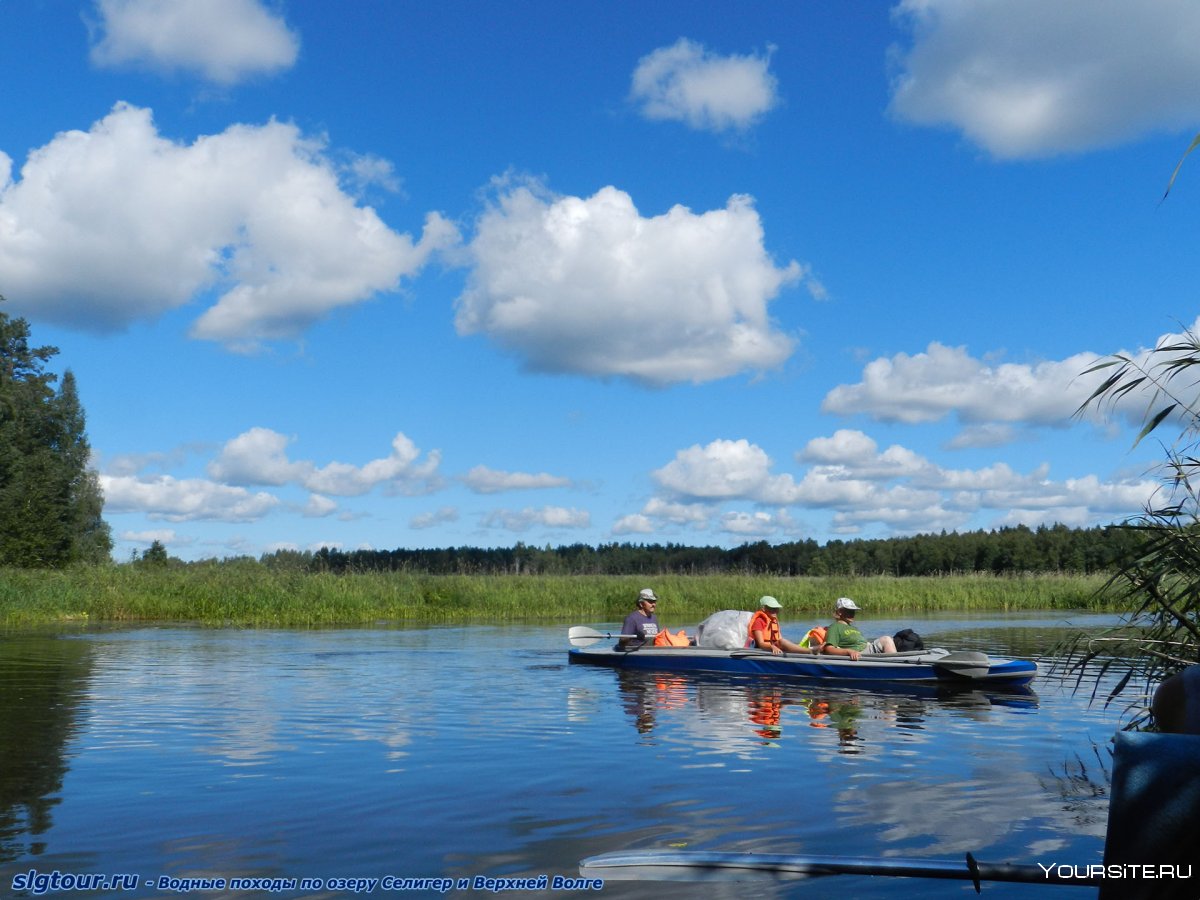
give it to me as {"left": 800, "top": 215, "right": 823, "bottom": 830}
{"left": 0, "top": 613, "right": 1131, "bottom": 899}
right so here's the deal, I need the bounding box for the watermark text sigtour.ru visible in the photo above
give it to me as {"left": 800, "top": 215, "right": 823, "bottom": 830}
{"left": 1041, "top": 863, "right": 1192, "bottom": 880}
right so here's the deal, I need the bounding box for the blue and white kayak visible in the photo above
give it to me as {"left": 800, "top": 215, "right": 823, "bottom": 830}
{"left": 567, "top": 627, "right": 1037, "bottom": 686}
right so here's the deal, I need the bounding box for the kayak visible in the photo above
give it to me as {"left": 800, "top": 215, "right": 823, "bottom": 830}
{"left": 567, "top": 627, "right": 1037, "bottom": 686}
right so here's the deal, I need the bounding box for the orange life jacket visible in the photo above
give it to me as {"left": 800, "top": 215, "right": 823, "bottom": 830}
{"left": 746, "top": 610, "right": 781, "bottom": 647}
{"left": 800, "top": 626, "right": 826, "bottom": 648}
{"left": 653, "top": 628, "right": 690, "bottom": 647}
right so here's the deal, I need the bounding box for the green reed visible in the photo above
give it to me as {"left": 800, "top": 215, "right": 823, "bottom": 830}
{"left": 0, "top": 567, "right": 1119, "bottom": 628}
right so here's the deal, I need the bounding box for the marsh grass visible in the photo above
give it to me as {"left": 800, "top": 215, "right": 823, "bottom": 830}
{"left": 0, "top": 567, "right": 1117, "bottom": 628}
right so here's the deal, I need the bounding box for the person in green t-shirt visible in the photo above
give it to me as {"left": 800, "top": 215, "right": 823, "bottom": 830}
{"left": 821, "top": 597, "right": 896, "bottom": 661}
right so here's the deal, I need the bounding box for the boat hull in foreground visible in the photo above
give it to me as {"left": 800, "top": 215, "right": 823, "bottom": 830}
{"left": 568, "top": 645, "right": 1037, "bottom": 686}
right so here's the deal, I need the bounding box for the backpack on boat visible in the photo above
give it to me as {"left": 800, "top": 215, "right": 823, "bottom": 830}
{"left": 893, "top": 628, "right": 924, "bottom": 652}
{"left": 695, "top": 610, "right": 754, "bottom": 650}
{"left": 653, "top": 628, "right": 690, "bottom": 647}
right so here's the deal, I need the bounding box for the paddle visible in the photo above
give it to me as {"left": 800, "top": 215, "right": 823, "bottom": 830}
{"left": 579, "top": 850, "right": 1102, "bottom": 891}
{"left": 568, "top": 626, "right": 642, "bottom": 647}
{"left": 931, "top": 650, "right": 992, "bottom": 680}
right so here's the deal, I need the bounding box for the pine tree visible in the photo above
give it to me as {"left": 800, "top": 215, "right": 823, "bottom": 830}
{"left": 53, "top": 371, "right": 113, "bottom": 564}
{"left": 0, "top": 302, "right": 112, "bottom": 566}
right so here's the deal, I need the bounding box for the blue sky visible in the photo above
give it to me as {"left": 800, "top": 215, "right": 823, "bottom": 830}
{"left": 3, "top": 0, "right": 1199, "bottom": 562}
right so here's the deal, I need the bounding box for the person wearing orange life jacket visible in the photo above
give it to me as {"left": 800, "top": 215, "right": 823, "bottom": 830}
{"left": 745, "top": 596, "right": 810, "bottom": 655}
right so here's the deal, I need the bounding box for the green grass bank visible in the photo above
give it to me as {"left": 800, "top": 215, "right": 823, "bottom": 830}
{"left": 0, "top": 567, "right": 1118, "bottom": 628}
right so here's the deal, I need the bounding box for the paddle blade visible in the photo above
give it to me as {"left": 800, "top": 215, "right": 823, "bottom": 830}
{"left": 932, "top": 651, "right": 991, "bottom": 680}
{"left": 568, "top": 626, "right": 639, "bottom": 647}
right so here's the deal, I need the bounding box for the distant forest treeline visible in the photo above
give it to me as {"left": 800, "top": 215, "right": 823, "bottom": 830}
{"left": 249, "top": 523, "right": 1148, "bottom": 577}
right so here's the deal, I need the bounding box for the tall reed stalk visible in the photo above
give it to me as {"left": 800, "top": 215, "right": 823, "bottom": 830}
{"left": 0, "top": 568, "right": 1114, "bottom": 628}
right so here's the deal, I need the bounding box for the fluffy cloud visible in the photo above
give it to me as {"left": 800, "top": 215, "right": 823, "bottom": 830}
{"left": 630, "top": 38, "right": 779, "bottom": 132}
{"left": 103, "top": 428, "right": 442, "bottom": 526}
{"left": 643, "top": 497, "right": 715, "bottom": 525}
{"left": 120, "top": 528, "right": 182, "bottom": 546}
{"left": 944, "top": 423, "right": 1022, "bottom": 450}
{"left": 889, "top": 0, "right": 1200, "bottom": 157}
{"left": 89, "top": 0, "right": 299, "bottom": 84}
{"left": 0, "top": 103, "right": 458, "bottom": 347}
{"left": 410, "top": 507, "right": 459, "bottom": 530}
{"left": 303, "top": 495, "right": 338, "bottom": 518}
{"left": 101, "top": 473, "right": 279, "bottom": 523}
{"left": 652, "top": 439, "right": 800, "bottom": 502}
{"left": 460, "top": 465, "right": 572, "bottom": 494}
{"left": 208, "top": 428, "right": 442, "bottom": 497}
{"left": 302, "top": 434, "right": 441, "bottom": 497}
{"left": 206, "top": 427, "right": 308, "bottom": 485}
{"left": 456, "top": 183, "right": 802, "bottom": 386}
{"left": 822, "top": 342, "right": 1102, "bottom": 426}
{"left": 720, "top": 509, "right": 798, "bottom": 537}
{"left": 627, "top": 431, "right": 1158, "bottom": 539}
{"left": 614, "top": 498, "right": 715, "bottom": 536}
{"left": 829, "top": 503, "right": 970, "bottom": 536}
{"left": 824, "top": 325, "right": 1200, "bottom": 436}
{"left": 612, "top": 514, "right": 654, "bottom": 535}
{"left": 481, "top": 506, "right": 590, "bottom": 532}
{"left": 799, "top": 429, "right": 928, "bottom": 479}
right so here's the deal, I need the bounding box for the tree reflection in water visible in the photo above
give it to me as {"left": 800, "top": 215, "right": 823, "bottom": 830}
{"left": 0, "top": 632, "right": 93, "bottom": 861}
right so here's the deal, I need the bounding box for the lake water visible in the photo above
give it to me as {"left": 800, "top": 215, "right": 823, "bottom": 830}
{"left": 0, "top": 613, "right": 1134, "bottom": 899}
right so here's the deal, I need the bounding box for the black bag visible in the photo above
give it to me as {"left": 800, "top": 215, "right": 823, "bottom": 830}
{"left": 893, "top": 628, "right": 924, "bottom": 652}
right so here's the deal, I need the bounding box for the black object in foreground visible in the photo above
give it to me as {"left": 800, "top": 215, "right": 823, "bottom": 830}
{"left": 579, "top": 850, "right": 1103, "bottom": 893}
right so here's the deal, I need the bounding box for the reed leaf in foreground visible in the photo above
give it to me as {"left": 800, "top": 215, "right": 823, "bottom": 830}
{"left": 1051, "top": 514, "right": 1200, "bottom": 730}
{"left": 1062, "top": 322, "right": 1200, "bottom": 727}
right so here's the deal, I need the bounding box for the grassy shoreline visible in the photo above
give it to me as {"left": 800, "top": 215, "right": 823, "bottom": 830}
{"left": 0, "top": 567, "right": 1118, "bottom": 628}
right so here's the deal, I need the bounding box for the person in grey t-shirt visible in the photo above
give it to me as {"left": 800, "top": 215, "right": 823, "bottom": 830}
{"left": 618, "top": 588, "right": 661, "bottom": 650}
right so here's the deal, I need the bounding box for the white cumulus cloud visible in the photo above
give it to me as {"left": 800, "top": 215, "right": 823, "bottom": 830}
{"left": 0, "top": 103, "right": 458, "bottom": 347}
{"left": 206, "top": 427, "right": 309, "bottom": 485}
{"left": 456, "top": 182, "right": 802, "bottom": 386}
{"left": 89, "top": 0, "right": 300, "bottom": 84}
{"left": 822, "top": 342, "right": 1102, "bottom": 427}
{"left": 823, "top": 324, "right": 1200, "bottom": 438}
{"left": 720, "top": 509, "right": 798, "bottom": 537}
{"left": 208, "top": 428, "right": 442, "bottom": 497}
{"left": 303, "top": 495, "right": 338, "bottom": 518}
{"left": 411, "top": 507, "right": 459, "bottom": 530}
{"left": 612, "top": 514, "right": 655, "bottom": 535}
{"left": 101, "top": 473, "right": 279, "bottom": 523}
{"left": 461, "top": 465, "right": 572, "bottom": 494}
{"left": 629, "top": 430, "right": 1158, "bottom": 539}
{"left": 889, "top": 0, "right": 1200, "bottom": 157}
{"left": 631, "top": 38, "right": 779, "bottom": 132}
{"left": 652, "top": 439, "right": 800, "bottom": 503}
{"left": 482, "top": 506, "right": 591, "bottom": 532}
{"left": 120, "top": 528, "right": 181, "bottom": 546}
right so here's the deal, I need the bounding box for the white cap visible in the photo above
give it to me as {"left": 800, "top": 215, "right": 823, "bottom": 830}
{"left": 638, "top": 588, "right": 658, "bottom": 601}
{"left": 759, "top": 595, "right": 782, "bottom": 609}
{"left": 835, "top": 597, "right": 860, "bottom": 611}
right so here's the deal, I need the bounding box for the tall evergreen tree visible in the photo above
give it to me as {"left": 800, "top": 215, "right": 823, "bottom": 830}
{"left": 0, "top": 302, "right": 111, "bottom": 566}
{"left": 53, "top": 371, "right": 112, "bottom": 564}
